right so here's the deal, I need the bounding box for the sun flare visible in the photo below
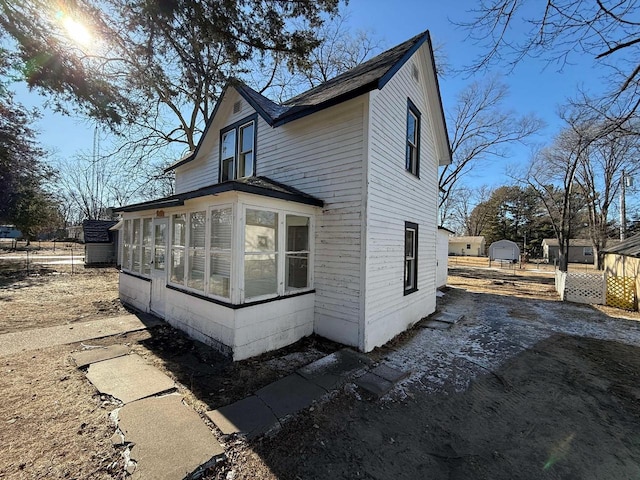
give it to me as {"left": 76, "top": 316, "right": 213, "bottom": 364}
{"left": 63, "top": 16, "right": 92, "bottom": 46}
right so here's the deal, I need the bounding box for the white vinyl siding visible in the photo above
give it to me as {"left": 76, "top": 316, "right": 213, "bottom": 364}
{"left": 364, "top": 50, "right": 439, "bottom": 351}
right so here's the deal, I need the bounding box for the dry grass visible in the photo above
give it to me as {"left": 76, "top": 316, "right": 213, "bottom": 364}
{"left": 447, "top": 265, "right": 559, "bottom": 300}
{"left": 0, "top": 267, "right": 127, "bottom": 334}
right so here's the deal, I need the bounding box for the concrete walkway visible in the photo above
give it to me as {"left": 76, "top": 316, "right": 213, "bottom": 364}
{"left": 206, "top": 349, "right": 410, "bottom": 439}
{"left": 73, "top": 347, "right": 225, "bottom": 480}
{"left": 0, "top": 314, "right": 161, "bottom": 357}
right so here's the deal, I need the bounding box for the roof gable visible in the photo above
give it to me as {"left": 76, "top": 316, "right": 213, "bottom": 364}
{"left": 168, "top": 28, "right": 451, "bottom": 172}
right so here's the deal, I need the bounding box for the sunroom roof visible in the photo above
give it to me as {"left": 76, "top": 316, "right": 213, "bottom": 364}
{"left": 115, "top": 176, "right": 324, "bottom": 213}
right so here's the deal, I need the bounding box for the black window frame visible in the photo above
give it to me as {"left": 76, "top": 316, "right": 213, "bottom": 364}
{"left": 404, "top": 221, "right": 419, "bottom": 295}
{"left": 406, "top": 99, "right": 421, "bottom": 178}
{"left": 219, "top": 113, "right": 258, "bottom": 182}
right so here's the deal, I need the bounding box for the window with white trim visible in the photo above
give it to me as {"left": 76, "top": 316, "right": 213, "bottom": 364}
{"left": 170, "top": 214, "right": 186, "bottom": 284}
{"left": 286, "top": 215, "right": 310, "bottom": 291}
{"left": 131, "top": 218, "right": 141, "bottom": 272}
{"left": 209, "top": 207, "right": 232, "bottom": 299}
{"left": 123, "top": 219, "right": 131, "bottom": 270}
{"left": 404, "top": 222, "right": 418, "bottom": 294}
{"left": 220, "top": 115, "right": 256, "bottom": 182}
{"left": 121, "top": 217, "right": 152, "bottom": 276}
{"left": 187, "top": 211, "right": 206, "bottom": 290}
{"left": 406, "top": 99, "right": 421, "bottom": 177}
{"left": 244, "top": 209, "right": 278, "bottom": 299}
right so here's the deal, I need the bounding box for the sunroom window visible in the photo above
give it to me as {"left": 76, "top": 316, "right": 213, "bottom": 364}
{"left": 245, "top": 209, "right": 278, "bottom": 299}
{"left": 123, "top": 219, "right": 131, "bottom": 270}
{"left": 171, "top": 214, "right": 186, "bottom": 284}
{"left": 187, "top": 211, "right": 206, "bottom": 291}
{"left": 132, "top": 219, "right": 141, "bottom": 273}
{"left": 209, "top": 207, "right": 232, "bottom": 299}
{"left": 286, "top": 215, "right": 310, "bottom": 290}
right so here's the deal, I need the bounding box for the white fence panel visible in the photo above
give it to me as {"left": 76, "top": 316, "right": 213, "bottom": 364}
{"left": 555, "top": 271, "right": 567, "bottom": 301}
{"left": 563, "top": 272, "right": 606, "bottom": 305}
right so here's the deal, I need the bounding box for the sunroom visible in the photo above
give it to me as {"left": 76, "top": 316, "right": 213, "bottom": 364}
{"left": 115, "top": 177, "right": 323, "bottom": 360}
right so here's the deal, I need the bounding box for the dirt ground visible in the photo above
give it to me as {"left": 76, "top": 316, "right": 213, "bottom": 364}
{"left": 1, "top": 262, "right": 640, "bottom": 479}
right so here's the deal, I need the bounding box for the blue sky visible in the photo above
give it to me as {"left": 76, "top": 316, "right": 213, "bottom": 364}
{"left": 15, "top": 0, "right": 606, "bottom": 190}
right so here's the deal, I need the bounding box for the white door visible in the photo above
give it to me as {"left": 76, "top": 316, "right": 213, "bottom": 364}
{"left": 150, "top": 218, "right": 168, "bottom": 317}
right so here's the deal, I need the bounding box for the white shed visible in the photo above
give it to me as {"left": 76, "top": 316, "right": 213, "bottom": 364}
{"left": 436, "top": 227, "right": 453, "bottom": 288}
{"left": 489, "top": 239, "right": 520, "bottom": 261}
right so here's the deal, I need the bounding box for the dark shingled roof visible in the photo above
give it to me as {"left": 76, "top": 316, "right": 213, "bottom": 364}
{"left": 115, "top": 176, "right": 324, "bottom": 213}
{"left": 167, "top": 29, "right": 437, "bottom": 171}
{"left": 602, "top": 234, "right": 640, "bottom": 257}
{"left": 240, "top": 30, "right": 429, "bottom": 127}
{"left": 82, "top": 220, "right": 118, "bottom": 243}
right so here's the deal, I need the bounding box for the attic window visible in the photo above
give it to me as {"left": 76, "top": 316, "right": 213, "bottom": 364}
{"left": 233, "top": 101, "right": 242, "bottom": 114}
{"left": 412, "top": 64, "right": 419, "bottom": 82}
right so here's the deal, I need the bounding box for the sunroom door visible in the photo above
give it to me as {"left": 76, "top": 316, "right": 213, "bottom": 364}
{"left": 150, "top": 218, "right": 168, "bottom": 317}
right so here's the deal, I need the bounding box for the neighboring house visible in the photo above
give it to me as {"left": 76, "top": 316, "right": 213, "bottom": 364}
{"left": 603, "top": 234, "right": 640, "bottom": 310}
{"left": 436, "top": 226, "right": 454, "bottom": 288}
{"left": 115, "top": 30, "right": 452, "bottom": 361}
{"left": 448, "top": 236, "right": 485, "bottom": 257}
{"left": 489, "top": 239, "right": 520, "bottom": 262}
{"left": 0, "top": 225, "right": 21, "bottom": 239}
{"left": 542, "top": 238, "right": 595, "bottom": 264}
{"left": 67, "top": 225, "right": 84, "bottom": 241}
{"left": 83, "top": 220, "right": 118, "bottom": 266}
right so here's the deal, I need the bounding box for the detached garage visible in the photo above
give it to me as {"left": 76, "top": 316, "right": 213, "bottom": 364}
{"left": 489, "top": 239, "right": 520, "bottom": 262}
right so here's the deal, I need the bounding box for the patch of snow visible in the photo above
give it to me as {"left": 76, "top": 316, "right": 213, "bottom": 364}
{"left": 384, "top": 291, "right": 640, "bottom": 398}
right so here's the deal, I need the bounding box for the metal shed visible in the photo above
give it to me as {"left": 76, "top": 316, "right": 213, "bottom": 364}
{"left": 489, "top": 239, "right": 520, "bottom": 261}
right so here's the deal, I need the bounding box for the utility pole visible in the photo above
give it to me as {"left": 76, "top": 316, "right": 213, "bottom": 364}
{"left": 620, "top": 170, "right": 633, "bottom": 240}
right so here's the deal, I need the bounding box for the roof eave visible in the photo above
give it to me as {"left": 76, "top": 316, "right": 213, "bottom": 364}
{"left": 272, "top": 81, "right": 379, "bottom": 127}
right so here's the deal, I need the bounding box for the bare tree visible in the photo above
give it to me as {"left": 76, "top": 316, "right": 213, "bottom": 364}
{"left": 575, "top": 119, "right": 640, "bottom": 267}
{"left": 517, "top": 110, "right": 594, "bottom": 272}
{"left": 439, "top": 76, "right": 544, "bottom": 209}
{"left": 461, "top": 0, "right": 640, "bottom": 123}
{"left": 439, "top": 185, "right": 493, "bottom": 235}
{"left": 247, "top": 13, "right": 384, "bottom": 102}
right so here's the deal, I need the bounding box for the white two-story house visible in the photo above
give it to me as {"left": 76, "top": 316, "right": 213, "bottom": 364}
{"left": 115, "top": 29, "right": 452, "bottom": 360}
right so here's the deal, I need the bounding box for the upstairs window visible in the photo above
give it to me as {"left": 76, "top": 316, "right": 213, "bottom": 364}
{"left": 404, "top": 222, "right": 418, "bottom": 295}
{"left": 220, "top": 115, "right": 257, "bottom": 182}
{"left": 406, "top": 99, "right": 421, "bottom": 177}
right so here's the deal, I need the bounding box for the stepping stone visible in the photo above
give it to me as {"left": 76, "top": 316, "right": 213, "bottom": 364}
{"left": 118, "top": 394, "right": 224, "bottom": 480}
{"left": 420, "top": 320, "right": 452, "bottom": 330}
{"left": 432, "top": 311, "right": 464, "bottom": 324}
{"left": 72, "top": 345, "right": 130, "bottom": 368}
{"left": 206, "top": 395, "right": 278, "bottom": 439}
{"left": 86, "top": 354, "right": 175, "bottom": 404}
{"left": 255, "top": 374, "right": 326, "bottom": 419}
{"left": 297, "top": 348, "right": 373, "bottom": 390}
{"left": 370, "top": 364, "right": 410, "bottom": 383}
{"left": 354, "top": 372, "right": 394, "bottom": 398}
